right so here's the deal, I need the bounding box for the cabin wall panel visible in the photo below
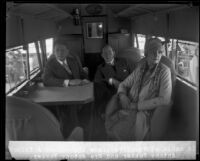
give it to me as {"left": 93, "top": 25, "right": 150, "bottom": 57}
{"left": 84, "top": 40, "right": 105, "bottom": 53}
{"left": 131, "top": 13, "right": 167, "bottom": 37}
{"left": 6, "top": 16, "right": 57, "bottom": 48}
{"left": 57, "top": 18, "right": 82, "bottom": 35}
{"left": 80, "top": 4, "right": 107, "bottom": 16}
{"left": 23, "top": 18, "right": 57, "bottom": 44}
{"left": 172, "top": 79, "right": 198, "bottom": 140}
{"left": 108, "top": 34, "right": 132, "bottom": 55}
{"left": 57, "top": 16, "right": 131, "bottom": 35}
{"left": 168, "top": 7, "right": 199, "bottom": 42}
{"left": 108, "top": 16, "right": 131, "bottom": 33}
{"left": 6, "top": 16, "right": 24, "bottom": 48}
{"left": 131, "top": 7, "right": 199, "bottom": 42}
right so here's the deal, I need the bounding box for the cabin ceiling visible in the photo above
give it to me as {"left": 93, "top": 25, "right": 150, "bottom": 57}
{"left": 6, "top": 3, "right": 189, "bottom": 22}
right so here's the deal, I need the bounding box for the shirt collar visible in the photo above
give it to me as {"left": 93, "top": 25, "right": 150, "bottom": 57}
{"left": 106, "top": 58, "right": 115, "bottom": 66}
{"left": 57, "top": 59, "right": 67, "bottom": 65}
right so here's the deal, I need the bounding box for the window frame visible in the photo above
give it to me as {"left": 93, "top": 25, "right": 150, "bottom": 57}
{"left": 6, "top": 46, "right": 28, "bottom": 94}
{"left": 6, "top": 38, "right": 55, "bottom": 95}
{"left": 45, "top": 38, "right": 54, "bottom": 59}
{"left": 6, "top": 40, "right": 44, "bottom": 95}
{"left": 35, "top": 41, "right": 43, "bottom": 72}
{"left": 28, "top": 42, "right": 41, "bottom": 74}
{"left": 167, "top": 38, "right": 198, "bottom": 87}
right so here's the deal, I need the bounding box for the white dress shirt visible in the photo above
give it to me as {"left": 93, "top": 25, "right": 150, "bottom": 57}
{"left": 56, "top": 59, "right": 72, "bottom": 87}
{"left": 107, "top": 58, "right": 115, "bottom": 85}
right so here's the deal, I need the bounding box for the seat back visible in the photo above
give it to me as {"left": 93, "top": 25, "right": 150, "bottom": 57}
{"left": 160, "top": 55, "right": 176, "bottom": 100}
{"left": 6, "top": 96, "right": 64, "bottom": 159}
{"left": 150, "top": 56, "right": 176, "bottom": 140}
{"left": 6, "top": 96, "right": 63, "bottom": 141}
{"left": 117, "top": 47, "right": 142, "bottom": 72}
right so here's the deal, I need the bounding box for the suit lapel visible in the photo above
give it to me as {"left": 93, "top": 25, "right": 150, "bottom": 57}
{"left": 67, "top": 57, "right": 78, "bottom": 78}
{"left": 52, "top": 56, "right": 73, "bottom": 78}
{"left": 53, "top": 57, "right": 67, "bottom": 73}
{"left": 102, "top": 64, "right": 115, "bottom": 79}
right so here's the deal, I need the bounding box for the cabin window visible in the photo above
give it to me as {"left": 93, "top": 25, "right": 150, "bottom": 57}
{"left": 45, "top": 38, "right": 53, "bottom": 58}
{"left": 133, "top": 34, "right": 146, "bottom": 57}
{"left": 168, "top": 39, "right": 199, "bottom": 86}
{"left": 86, "top": 22, "right": 103, "bottom": 38}
{"left": 133, "top": 34, "right": 138, "bottom": 49}
{"left": 28, "top": 43, "right": 40, "bottom": 73}
{"left": 6, "top": 47, "right": 27, "bottom": 93}
{"left": 137, "top": 34, "right": 146, "bottom": 57}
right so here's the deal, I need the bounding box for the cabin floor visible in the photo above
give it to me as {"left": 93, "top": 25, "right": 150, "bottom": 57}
{"left": 45, "top": 104, "right": 108, "bottom": 141}
{"left": 78, "top": 103, "right": 108, "bottom": 141}
{"left": 44, "top": 101, "right": 197, "bottom": 142}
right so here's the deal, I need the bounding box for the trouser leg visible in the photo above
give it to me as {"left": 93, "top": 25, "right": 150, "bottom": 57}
{"left": 105, "top": 94, "right": 120, "bottom": 119}
{"left": 78, "top": 104, "right": 90, "bottom": 127}
{"left": 94, "top": 82, "right": 115, "bottom": 115}
{"left": 58, "top": 106, "right": 79, "bottom": 139}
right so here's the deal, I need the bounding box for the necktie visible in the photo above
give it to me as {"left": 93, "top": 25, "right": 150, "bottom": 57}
{"left": 62, "top": 61, "right": 72, "bottom": 74}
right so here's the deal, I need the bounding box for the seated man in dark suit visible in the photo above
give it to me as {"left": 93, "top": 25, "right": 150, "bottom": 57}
{"left": 43, "top": 39, "right": 90, "bottom": 138}
{"left": 94, "top": 45, "right": 132, "bottom": 116}
{"left": 43, "top": 40, "right": 89, "bottom": 87}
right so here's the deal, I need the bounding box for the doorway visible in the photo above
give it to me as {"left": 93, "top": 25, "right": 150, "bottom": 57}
{"left": 82, "top": 16, "right": 107, "bottom": 80}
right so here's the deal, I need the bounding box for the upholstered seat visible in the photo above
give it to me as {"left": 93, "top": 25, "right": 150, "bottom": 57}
{"left": 160, "top": 55, "right": 176, "bottom": 98}
{"left": 6, "top": 96, "right": 63, "bottom": 141}
{"left": 151, "top": 55, "right": 176, "bottom": 140}
{"left": 6, "top": 96, "right": 83, "bottom": 159}
{"left": 117, "top": 47, "right": 142, "bottom": 72}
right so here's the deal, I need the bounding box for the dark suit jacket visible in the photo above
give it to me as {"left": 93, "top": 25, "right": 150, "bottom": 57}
{"left": 94, "top": 57, "right": 131, "bottom": 85}
{"left": 94, "top": 58, "right": 131, "bottom": 114}
{"left": 43, "top": 54, "right": 87, "bottom": 87}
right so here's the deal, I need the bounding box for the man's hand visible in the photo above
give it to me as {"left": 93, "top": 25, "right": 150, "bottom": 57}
{"left": 111, "top": 78, "right": 120, "bottom": 89}
{"left": 108, "top": 78, "right": 120, "bottom": 89}
{"left": 69, "top": 79, "right": 82, "bottom": 86}
{"left": 83, "top": 67, "right": 89, "bottom": 75}
{"left": 119, "top": 93, "right": 131, "bottom": 109}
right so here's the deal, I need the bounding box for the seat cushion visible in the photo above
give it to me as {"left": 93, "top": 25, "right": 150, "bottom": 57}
{"left": 6, "top": 96, "right": 63, "bottom": 141}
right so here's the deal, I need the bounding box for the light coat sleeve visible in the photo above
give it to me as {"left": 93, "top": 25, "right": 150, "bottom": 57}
{"left": 138, "top": 67, "right": 172, "bottom": 111}
{"left": 117, "top": 68, "right": 137, "bottom": 95}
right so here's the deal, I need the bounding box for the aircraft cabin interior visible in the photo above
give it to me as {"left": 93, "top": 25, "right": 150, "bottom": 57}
{"left": 5, "top": 2, "right": 199, "bottom": 160}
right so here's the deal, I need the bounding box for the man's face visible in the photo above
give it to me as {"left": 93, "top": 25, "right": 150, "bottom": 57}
{"left": 54, "top": 44, "right": 69, "bottom": 61}
{"left": 146, "top": 41, "right": 164, "bottom": 65}
{"left": 102, "top": 46, "right": 115, "bottom": 63}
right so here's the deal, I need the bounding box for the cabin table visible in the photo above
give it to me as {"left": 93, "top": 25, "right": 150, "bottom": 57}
{"left": 23, "top": 82, "right": 94, "bottom": 106}
{"left": 20, "top": 82, "right": 95, "bottom": 140}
